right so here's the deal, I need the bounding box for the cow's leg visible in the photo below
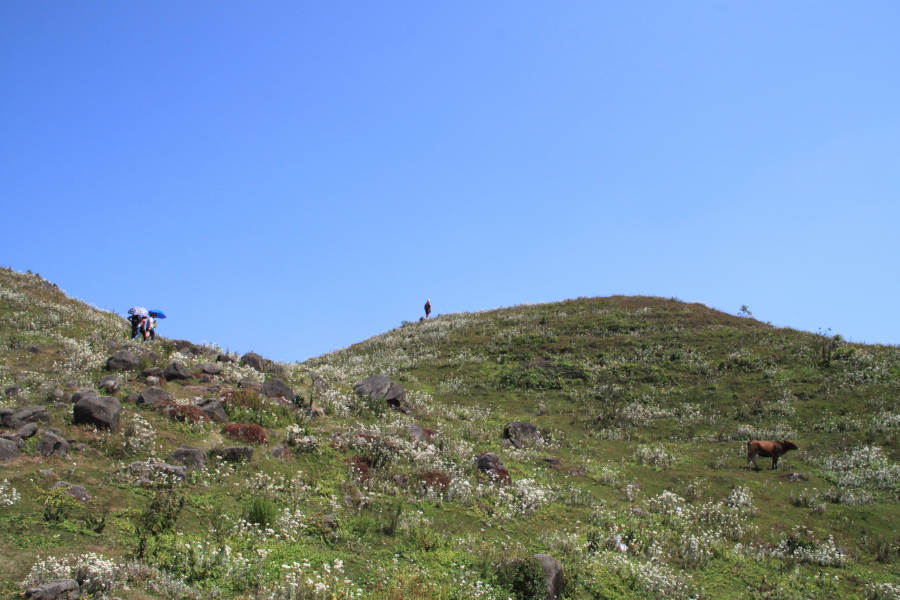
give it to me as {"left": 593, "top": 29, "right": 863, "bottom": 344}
{"left": 772, "top": 456, "right": 778, "bottom": 470}
{"left": 748, "top": 453, "right": 757, "bottom": 470}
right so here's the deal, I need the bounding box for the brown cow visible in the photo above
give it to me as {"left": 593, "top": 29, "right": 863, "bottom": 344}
{"left": 747, "top": 440, "right": 798, "bottom": 470}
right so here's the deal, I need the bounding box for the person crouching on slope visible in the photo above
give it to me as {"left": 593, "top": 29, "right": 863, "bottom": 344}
{"left": 424, "top": 299, "right": 431, "bottom": 319}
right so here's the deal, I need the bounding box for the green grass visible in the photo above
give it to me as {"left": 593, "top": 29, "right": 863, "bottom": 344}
{"left": 2, "top": 268, "right": 900, "bottom": 599}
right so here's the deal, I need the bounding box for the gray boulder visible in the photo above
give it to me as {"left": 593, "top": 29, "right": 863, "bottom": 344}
{"left": 504, "top": 421, "right": 542, "bottom": 441}
{"left": 73, "top": 396, "right": 121, "bottom": 432}
{"left": 475, "top": 452, "right": 511, "bottom": 484}
{"left": 201, "top": 363, "right": 222, "bottom": 375}
{"left": 18, "top": 406, "right": 50, "bottom": 423}
{"left": 261, "top": 378, "right": 295, "bottom": 401}
{"left": 38, "top": 433, "right": 69, "bottom": 456}
{"left": 239, "top": 380, "right": 263, "bottom": 393}
{"left": 544, "top": 457, "right": 563, "bottom": 470}
{"left": 141, "top": 367, "right": 164, "bottom": 378}
{"left": 140, "top": 351, "right": 159, "bottom": 363}
{"left": 222, "top": 446, "right": 253, "bottom": 462}
{"left": 0, "top": 438, "right": 20, "bottom": 461}
{"left": 353, "top": 374, "right": 407, "bottom": 409}
{"left": 169, "top": 445, "right": 206, "bottom": 468}
{"left": 270, "top": 444, "right": 290, "bottom": 459}
{"left": 125, "top": 392, "right": 140, "bottom": 404}
{"left": 24, "top": 578, "right": 80, "bottom": 600}
{"left": 500, "top": 438, "right": 523, "bottom": 449}
{"left": 97, "top": 374, "right": 122, "bottom": 394}
{"left": 241, "top": 352, "right": 265, "bottom": 372}
{"left": 106, "top": 350, "right": 139, "bottom": 371}
{"left": 216, "top": 353, "right": 234, "bottom": 363}
{"left": 137, "top": 386, "right": 175, "bottom": 405}
{"left": 71, "top": 388, "right": 99, "bottom": 404}
{"left": 17, "top": 422, "right": 38, "bottom": 439}
{"left": 2, "top": 434, "right": 25, "bottom": 449}
{"left": 128, "top": 460, "right": 186, "bottom": 481}
{"left": 196, "top": 399, "right": 227, "bottom": 423}
{"left": 52, "top": 481, "right": 91, "bottom": 503}
{"left": 145, "top": 376, "right": 161, "bottom": 387}
{"left": 27, "top": 345, "right": 42, "bottom": 354}
{"left": 163, "top": 362, "right": 192, "bottom": 381}
{"left": 533, "top": 554, "right": 564, "bottom": 600}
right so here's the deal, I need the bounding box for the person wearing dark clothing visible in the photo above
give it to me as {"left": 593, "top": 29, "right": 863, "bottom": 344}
{"left": 424, "top": 299, "right": 431, "bottom": 318}
{"left": 130, "top": 315, "right": 142, "bottom": 339}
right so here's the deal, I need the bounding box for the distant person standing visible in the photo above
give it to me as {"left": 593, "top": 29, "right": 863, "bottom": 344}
{"left": 424, "top": 299, "right": 431, "bottom": 319}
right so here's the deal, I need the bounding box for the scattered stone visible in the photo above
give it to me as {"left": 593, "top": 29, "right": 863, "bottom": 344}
{"left": 2, "top": 434, "right": 25, "bottom": 449}
{"left": 241, "top": 352, "right": 265, "bottom": 372}
{"left": 129, "top": 460, "right": 186, "bottom": 481}
{"left": 52, "top": 481, "right": 91, "bottom": 503}
{"left": 106, "top": 342, "right": 119, "bottom": 352}
{"left": 393, "top": 474, "right": 409, "bottom": 486}
{"left": 568, "top": 469, "right": 586, "bottom": 476}
{"left": 65, "top": 380, "right": 80, "bottom": 389}
{"left": 353, "top": 374, "right": 408, "bottom": 411}
{"left": 38, "top": 432, "right": 69, "bottom": 456}
{"left": 169, "top": 445, "right": 206, "bottom": 468}
{"left": 216, "top": 353, "right": 234, "bottom": 363}
{"left": 500, "top": 438, "right": 523, "bottom": 449}
{"left": 97, "top": 374, "right": 122, "bottom": 394}
{"left": 39, "top": 469, "right": 54, "bottom": 477}
{"left": 71, "top": 388, "right": 99, "bottom": 404}
{"left": 475, "top": 452, "right": 511, "bottom": 484}
{"left": 199, "top": 374, "right": 212, "bottom": 383}
{"left": 504, "top": 421, "right": 542, "bottom": 441}
{"left": 75, "top": 444, "right": 86, "bottom": 452}
{"left": 5, "top": 385, "right": 24, "bottom": 398}
{"left": 38, "top": 427, "right": 64, "bottom": 437}
{"left": 18, "top": 406, "right": 50, "bottom": 423}
{"left": 779, "top": 472, "right": 808, "bottom": 482}
{"left": 49, "top": 389, "right": 65, "bottom": 402}
{"left": 196, "top": 399, "right": 227, "bottom": 423}
{"left": 408, "top": 423, "right": 436, "bottom": 442}
{"left": 163, "top": 362, "right": 191, "bottom": 381}
{"left": 137, "top": 386, "right": 175, "bottom": 405}
{"left": 630, "top": 507, "right": 649, "bottom": 517}
{"left": 140, "top": 351, "right": 158, "bottom": 363}
{"left": 27, "top": 345, "right": 42, "bottom": 354}
{"left": 221, "top": 446, "right": 253, "bottom": 462}
{"left": 106, "top": 350, "right": 139, "bottom": 371}
{"left": 145, "top": 376, "right": 161, "bottom": 387}
{"left": 73, "top": 396, "right": 121, "bottom": 432}
{"left": 17, "top": 422, "right": 38, "bottom": 439}
{"left": 52, "top": 402, "right": 68, "bottom": 410}
{"left": 0, "top": 438, "right": 20, "bottom": 460}
{"left": 533, "top": 554, "right": 564, "bottom": 600}
{"left": 125, "top": 392, "right": 140, "bottom": 404}
{"left": 269, "top": 444, "right": 290, "bottom": 459}
{"left": 239, "top": 380, "right": 263, "bottom": 393}
{"left": 24, "top": 578, "right": 80, "bottom": 600}
{"left": 261, "top": 378, "right": 294, "bottom": 401}
{"left": 141, "top": 367, "right": 164, "bottom": 378}
{"left": 201, "top": 363, "right": 222, "bottom": 375}
{"left": 544, "top": 457, "right": 563, "bottom": 470}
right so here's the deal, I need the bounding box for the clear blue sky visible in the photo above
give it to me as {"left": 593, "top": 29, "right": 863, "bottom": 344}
{"left": 2, "top": 2, "right": 898, "bottom": 361}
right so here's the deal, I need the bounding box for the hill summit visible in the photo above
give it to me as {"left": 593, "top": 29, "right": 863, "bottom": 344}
{"left": 1, "top": 266, "right": 899, "bottom": 600}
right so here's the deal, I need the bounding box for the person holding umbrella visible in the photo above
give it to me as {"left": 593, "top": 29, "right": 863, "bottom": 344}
{"left": 146, "top": 310, "right": 166, "bottom": 341}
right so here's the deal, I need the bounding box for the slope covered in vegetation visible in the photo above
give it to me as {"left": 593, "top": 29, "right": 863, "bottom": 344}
{"left": 1, "top": 266, "right": 899, "bottom": 600}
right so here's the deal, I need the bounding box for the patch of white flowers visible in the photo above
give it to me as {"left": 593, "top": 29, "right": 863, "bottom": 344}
{"left": 0, "top": 479, "right": 21, "bottom": 506}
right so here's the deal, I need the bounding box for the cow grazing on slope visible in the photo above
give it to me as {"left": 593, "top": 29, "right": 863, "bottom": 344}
{"left": 747, "top": 440, "right": 799, "bottom": 470}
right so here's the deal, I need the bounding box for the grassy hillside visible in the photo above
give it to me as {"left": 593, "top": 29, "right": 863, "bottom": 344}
{"left": 1, "top": 266, "right": 899, "bottom": 599}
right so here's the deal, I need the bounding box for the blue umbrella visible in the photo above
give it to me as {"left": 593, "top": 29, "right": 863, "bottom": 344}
{"left": 149, "top": 310, "right": 167, "bottom": 319}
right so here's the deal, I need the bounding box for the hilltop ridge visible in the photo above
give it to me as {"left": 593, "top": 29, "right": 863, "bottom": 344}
{"left": 1, "top": 266, "right": 900, "bottom": 600}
